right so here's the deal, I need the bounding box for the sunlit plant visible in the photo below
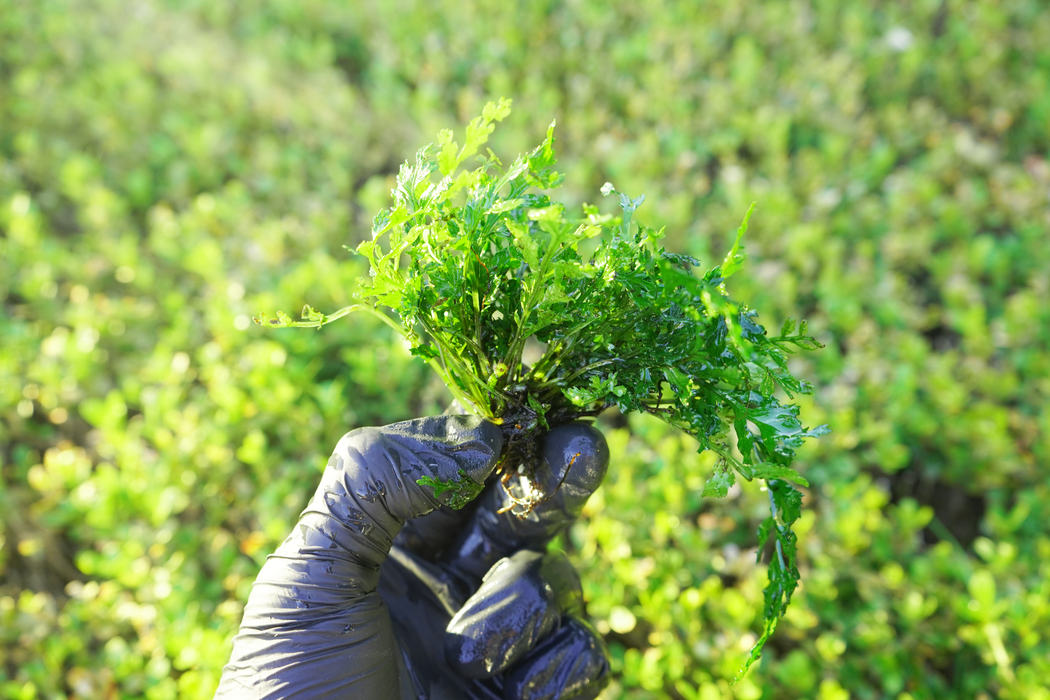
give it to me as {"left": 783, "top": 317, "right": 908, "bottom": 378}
{"left": 256, "top": 98, "right": 826, "bottom": 670}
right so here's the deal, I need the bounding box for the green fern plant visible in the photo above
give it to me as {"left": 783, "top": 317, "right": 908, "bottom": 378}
{"left": 256, "top": 98, "right": 826, "bottom": 671}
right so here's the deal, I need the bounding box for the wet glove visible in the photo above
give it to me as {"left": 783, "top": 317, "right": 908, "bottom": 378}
{"left": 215, "top": 414, "right": 611, "bottom": 699}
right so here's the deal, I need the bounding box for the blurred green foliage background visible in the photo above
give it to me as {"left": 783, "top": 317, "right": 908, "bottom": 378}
{"left": 1, "top": 0, "right": 1048, "bottom": 698}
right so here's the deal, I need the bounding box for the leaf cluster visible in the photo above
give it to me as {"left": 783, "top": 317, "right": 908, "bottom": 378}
{"left": 255, "top": 100, "right": 826, "bottom": 670}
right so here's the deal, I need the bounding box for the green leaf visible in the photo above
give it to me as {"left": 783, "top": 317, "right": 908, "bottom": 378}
{"left": 487, "top": 362, "right": 509, "bottom": 388}
{"left": 749, "top": 401, "right": 805, "bottom": 438}
{"left": 739, "top": 479, "right": 803, "bottom": 677}
{"left": 528, "top": 203, "right": 566, "bottom": 224}
{"left": 527, "top": 121, "right": 560, "bottom": 187}
{"left": 563, "top": 384, "right": 604, "bottom": 407}
{"left": 722, "top": 202, "right": 756, "bottom": 279}
{"left": 410, "top": 344, "right": 440, "bottom": 360}
{"left": 507, "top": 219, "right": 541, "bottom": 269}
{"left": 487, "top": 198, "right": 525, "bottom": 215}
{"left": 750, "top": 464, "right": 810, "bottom": 487}
{"left": 701, "top": 466, "right": 736, "bottom": 498}
{"left": 527, "top": 394, "right": 550, "bottom": 431}
{"left": 771, "top": 480, "right": 803, "bottom": 525}
{"left": 301, "top": 305, "right": 326, "bottom": 324}
{"left": 437, "top": 128, "right": 458, "bottom": 176}
{"left": 460, "top": 97, "right": 513, "bottom": 166}
{"left": 968, "top": 569, "right": 997, "bottom": 610}
{"left": 755, "top": 517, "right": 775, "bottom": 560}
{"left": 416, "top": 469, "right": 485, "bottom": 510}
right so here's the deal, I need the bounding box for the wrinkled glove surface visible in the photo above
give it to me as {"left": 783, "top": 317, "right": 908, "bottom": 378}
{"left": 215, "top": 415, "right": 610, "bottom": 700}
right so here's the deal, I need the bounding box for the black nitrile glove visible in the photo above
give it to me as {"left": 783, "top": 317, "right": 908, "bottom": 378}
{"left": 215, "top": 415, "right": 611, "bottom": 700}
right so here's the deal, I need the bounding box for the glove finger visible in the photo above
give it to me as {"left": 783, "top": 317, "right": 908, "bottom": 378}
{"left": 440, "top": 422, "right": 609, "bottom": 585}
{"left": 390, "top": 483, "right": 492, "bottom": 562}
{"left": 444, "top": 550, "right": 584, "bottom": 679}
{"left": 389, "top": 401, "right": 499, "bottom": 562}
{"left": 216, "top": 591, "right": 406, "bottom": 699}
{"left": 502, "top": 617, "right": 611, "bottom": 700}
{"left": 262, "top": 415, "right": 501, "bottom": 605}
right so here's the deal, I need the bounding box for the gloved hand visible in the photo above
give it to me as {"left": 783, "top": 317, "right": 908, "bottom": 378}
{"left": 215, "top": 414, "right": 611, "bottom": 700}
